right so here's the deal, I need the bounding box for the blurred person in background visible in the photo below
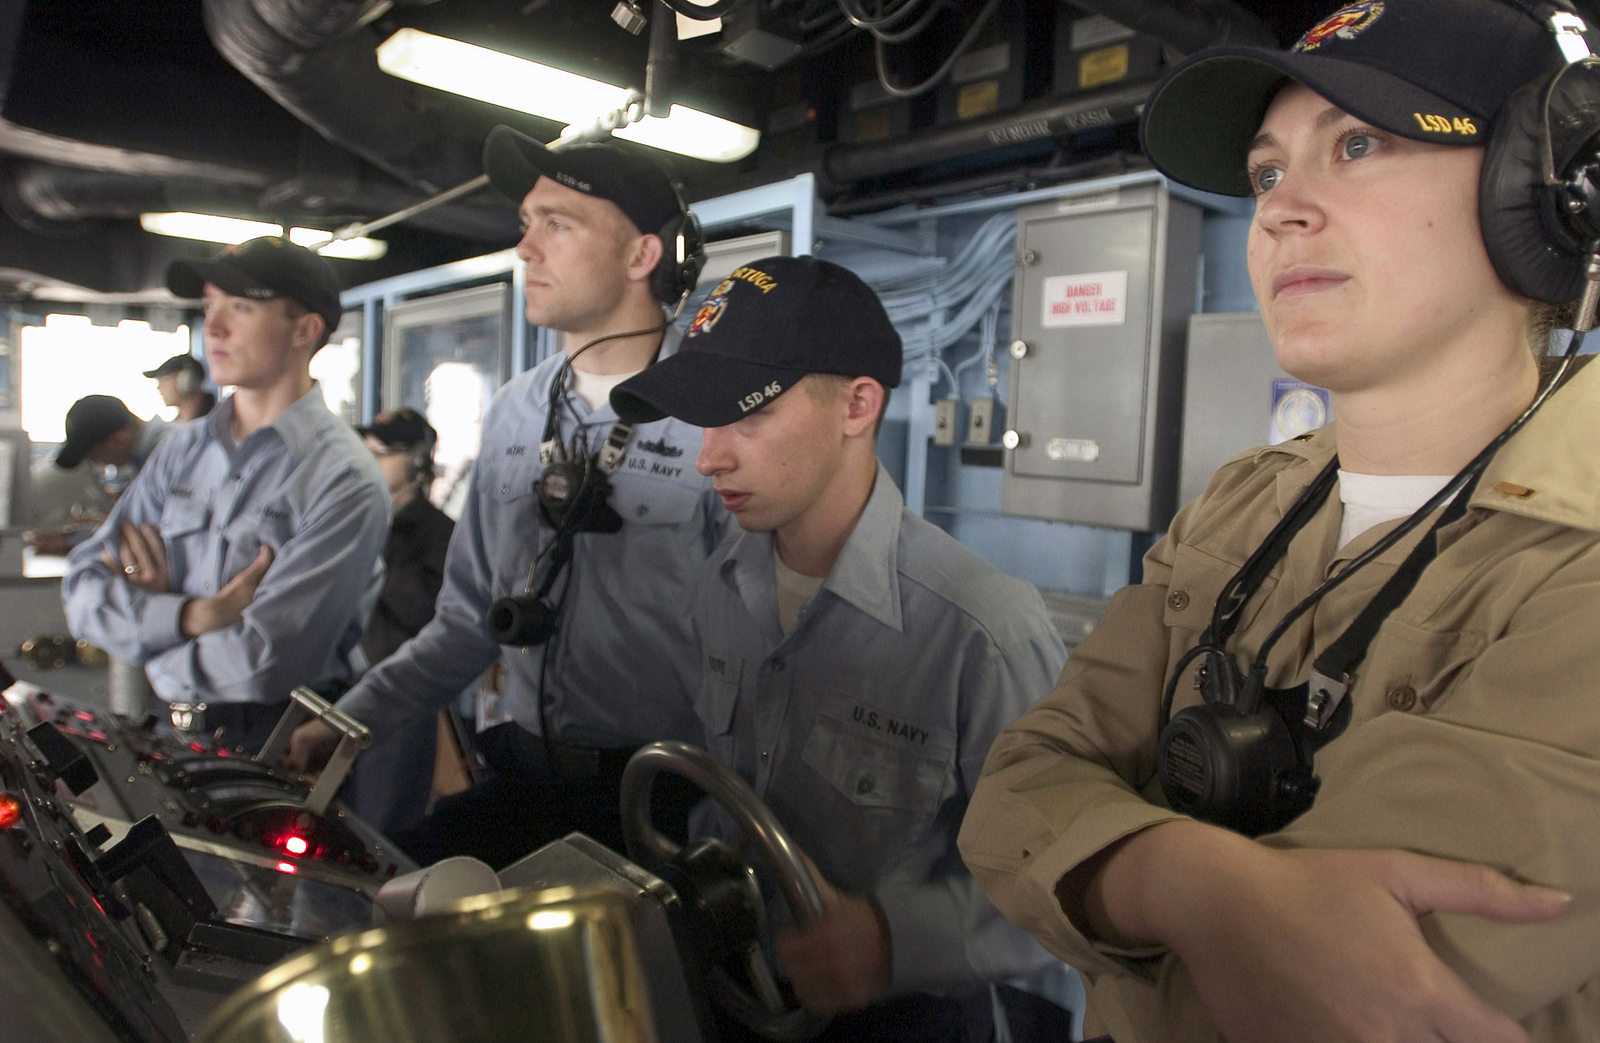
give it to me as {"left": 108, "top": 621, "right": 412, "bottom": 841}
{"left": 342, "top": 408, "right": 457, "bottom": 833}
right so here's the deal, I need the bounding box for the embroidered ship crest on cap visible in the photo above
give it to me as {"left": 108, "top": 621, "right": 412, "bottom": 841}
{"left": 1294, "top": 1, "right": 1384, "bottom": 52}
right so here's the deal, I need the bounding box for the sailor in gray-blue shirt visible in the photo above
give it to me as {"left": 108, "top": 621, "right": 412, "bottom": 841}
{"left": 613, "top": 256, "right": 1071, "bottom": 1042}
{"left": 63, "top": 238, "right": 389, "bottom": 750}
{"left": 288, "top": 127, "right": 727, "bottom": 868}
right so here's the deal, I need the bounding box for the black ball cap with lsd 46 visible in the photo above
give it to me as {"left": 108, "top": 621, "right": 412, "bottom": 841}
{"left": 611, "top": 255, "right": 901, "bottom": 429}
{"left": 141, "top": 353, "right": 205, "bottom": 381}
{"left": 483, "top": 125, "right": 684, "bottom": 237}
{"left": 56, "top": 395, "right": 137, "bottom": 469}
{"left": 166, "top": 236, "right": 343, "bottom": 334}
{"left": 1140, "top": 0, "right": 1571, "bottom": 197}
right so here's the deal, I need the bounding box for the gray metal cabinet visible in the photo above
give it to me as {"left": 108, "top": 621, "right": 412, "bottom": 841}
{"left": 1002, "top": 182, "right": 1200, "bottom": 530}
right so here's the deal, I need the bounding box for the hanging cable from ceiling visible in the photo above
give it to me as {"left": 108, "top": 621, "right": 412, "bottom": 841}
{"left": 864, "top": 0, "right": 1006, "bottom": 99}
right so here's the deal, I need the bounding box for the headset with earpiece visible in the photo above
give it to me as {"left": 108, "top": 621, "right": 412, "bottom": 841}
{"left": 651, "top": 192, "right": 706, "bottom": 310}
{"left": 174, "top": 360, "right": 204, "bottom": 397}
{"left": 406, "top": 426, "right": 437, "bottom": 489}
{"left": 1156, "top": 2, "right": 1600, "bottom": 837}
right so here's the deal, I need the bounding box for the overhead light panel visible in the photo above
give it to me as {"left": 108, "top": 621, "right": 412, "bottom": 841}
{"left": 286, "top": 227, "right": 389, "bottom": 260}
{"left": 375, "top": 28, "right": 760, "bottom": 163}
{"left": 139, "top": 212, "right": 388, "bottom": 260}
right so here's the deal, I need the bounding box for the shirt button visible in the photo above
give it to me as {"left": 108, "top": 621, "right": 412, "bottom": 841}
{"left": 1167, "top": 590, "right": 1190, "bottom": 611}
{"left": 760, "top": 750, "right": 769, "bottom": 762}
{"left": 501, "top": 484, "right": 510, "bottom": 494}
{"left": 855, "top": 775, "right": 875, "bottom": 795}
{"left": 1387, "top": 684, "right": 1418, "bottom": 712}
{"left": 770, "top": 657, "right": 786, "bottom": 672}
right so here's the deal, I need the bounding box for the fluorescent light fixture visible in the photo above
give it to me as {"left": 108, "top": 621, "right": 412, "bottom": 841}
{"left": 141, "top": 211, "right": 279, "bottom": 244}
{"left": 375, "top": 28, "right": 760, "bottom": 163}
{"left": 139, "top": 212, "right": 388, "bottom": 260}
{"left": 286, "top": 227, "right": 389, "bottom": 260}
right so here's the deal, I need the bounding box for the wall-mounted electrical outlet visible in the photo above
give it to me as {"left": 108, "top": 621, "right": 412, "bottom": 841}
{"left": 966, "top": 397, "right": 994, "bottom": 444}
{"left": 934, "top": 399, "right": 957, "bottom": 446}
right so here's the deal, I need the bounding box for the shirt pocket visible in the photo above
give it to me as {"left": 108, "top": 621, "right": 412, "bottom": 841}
{"left": 696, "top": 650, "right": 743, "bottom": 737}
{"left": 222, "top": 504, "right": 296, "bottom": 579}
{"left": 801, "top": 693, "right": 956, "bottom": 816}
{"left": 1163, "top": 541, "right": 1276, "bottom": 634}
{"left": 480, "top": 459, "right": 539, "bottom": 505}
{"left": 159, "top": 499, "right": 211, "bottom": 584}
{"left": 609, "top": 467, "right": 702, "bottom": 528}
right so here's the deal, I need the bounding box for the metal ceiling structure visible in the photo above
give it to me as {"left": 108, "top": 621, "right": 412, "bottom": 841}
{"left": 0, "top": 0, "right": 1586, "bottom": 308}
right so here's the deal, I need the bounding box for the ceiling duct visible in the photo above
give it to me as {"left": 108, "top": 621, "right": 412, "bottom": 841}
{"left": 1069, "top": 0, "right": 1274, "bottom": 54}
{"left": 5, "top": 162, "right": 512, "bottom": 241}
{"left": 200, "top": 0, "right": 528, "bottom": 193}
{"left": 824, "top": 81, "right": 1153, "bottom": 185}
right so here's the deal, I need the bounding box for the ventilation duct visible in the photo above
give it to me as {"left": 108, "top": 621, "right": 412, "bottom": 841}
{"left": 200, "top": 0, "right": 530, "bottom": 193}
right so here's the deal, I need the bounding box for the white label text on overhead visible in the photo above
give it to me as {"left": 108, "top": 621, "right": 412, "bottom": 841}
{"left": 1041, "top": 270, "right": 1128, "bottom": 328}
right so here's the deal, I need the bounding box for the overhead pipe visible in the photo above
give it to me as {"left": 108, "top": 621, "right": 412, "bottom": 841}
{"left": 6, "top": 163, "right": 512, "bottom": 241}
{"left": 824, "top": 81, "right": 1154, "bottom": 185}
{"left": 1069, "top": 0, "right": 1275, "bottom": 54}
{"left": 201, "top": 0, "right": 529, "bottom": 192}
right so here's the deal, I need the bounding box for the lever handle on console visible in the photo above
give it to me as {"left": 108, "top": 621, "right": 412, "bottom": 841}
{"left": 255, "top": 687, "right": 371, "bottom": 817}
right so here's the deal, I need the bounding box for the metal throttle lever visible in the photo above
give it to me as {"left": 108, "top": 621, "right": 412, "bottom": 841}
{"left": 255, "top": 687, "right": 371, "bottom": 817}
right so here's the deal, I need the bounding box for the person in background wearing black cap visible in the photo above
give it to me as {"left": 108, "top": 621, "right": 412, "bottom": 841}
{"left": 27, "top": 394, "right": 174, "bottom": 556}
{"left": 961, "top": 3, "right": 1600, "bottom": 1041}
{"left": 613, "top": 256, "right": 1071, "bottom": 1042}
{"left": 144, "top": 353, "right": 215, "bottom": 421}
{"left": 287, "top": 127, "right": 725, "bottom": 867}
{"left": 62, "top": 237, "right": 389, "bottom": 751}
{"left": 56, "top": 393, "right": 168, "bottom": 477}
{"left": 340, "top": 408, "right": 456, "bottom": 833}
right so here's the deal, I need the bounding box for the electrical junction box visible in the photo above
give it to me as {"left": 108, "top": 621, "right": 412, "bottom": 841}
{"left": 1180, "top": 312, "right": 1333, "bottom": 508}
{"left": 966, "top": 397, "right": 995, "bottom": 444}
{"left": 934, "top": 399, "right": 958, "bottom": 446}
{"left": 1053, "top": 6, "right": 1168, "bottom": 98}
{"left": 933, "top": 0, "right": 1047, "bottom": 125}
{"left": 1001, "top": 181, "right": 1201, "bottom": 531}
{"left": 839, "top": 78, "right": 916, "bottom": 144}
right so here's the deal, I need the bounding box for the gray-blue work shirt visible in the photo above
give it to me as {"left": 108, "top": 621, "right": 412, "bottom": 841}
{"left": 336, "top": 335, "right": 730, "bottom": 749}
{"left": 692, "top": 463, "right": 1068, "bottom": 996}
{"left": 63, "top": 387, "right": 390, "bottom": 705}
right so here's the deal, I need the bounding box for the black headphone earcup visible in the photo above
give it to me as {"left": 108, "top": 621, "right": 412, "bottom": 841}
{"left": 1482, "top": 59, "right": 1600, "bottom": 303}
{"left": 651, "top": 209, "right": 706, "bottom": 306}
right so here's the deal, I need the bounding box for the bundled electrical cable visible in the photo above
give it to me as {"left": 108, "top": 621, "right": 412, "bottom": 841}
{"left": 871, "top": 212, "right": 1015, "bottom": 374}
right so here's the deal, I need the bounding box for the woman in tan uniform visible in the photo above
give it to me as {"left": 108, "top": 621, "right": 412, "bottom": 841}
{"left": 959, "top": 2, "right": 1600, "bottom": 1041}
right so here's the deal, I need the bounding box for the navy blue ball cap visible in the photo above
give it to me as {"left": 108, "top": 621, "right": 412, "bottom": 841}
{"left": 166, "top": 236, "right": 343, "bottom": 333}
{"left": 483, "top": 125, "right": 684, "bottom": 236}
{"left": 57, "top": 395, "right": 137, "bottom": 469}
{"left": 1141, "top": 0, "right": 1572, "bottom": 197}
{"left": 611, "top": 255, "right": 901, "bottom": 429}
{"left": 142, "top": 353, "right": 204, "bottom": 380}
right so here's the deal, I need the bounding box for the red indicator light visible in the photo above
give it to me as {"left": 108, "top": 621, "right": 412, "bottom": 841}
{"left": 0, "top": 795, "right": 21, "bottom": 828}
{"left": 189, "top": 742, "right": 207, "bottom": 753}
{"left": 74, "top": 711, "right": 94, "bottom": 722}
{"left": 284, "top": 836, "right": 308, "bottom": 856}
{"left": 276, "top": 862, "right": 297, "bottom": 874}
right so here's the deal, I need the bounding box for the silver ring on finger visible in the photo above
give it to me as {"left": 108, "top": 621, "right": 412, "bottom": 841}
{"left": 124, "top": 564, "right": 142, "bottom": 577}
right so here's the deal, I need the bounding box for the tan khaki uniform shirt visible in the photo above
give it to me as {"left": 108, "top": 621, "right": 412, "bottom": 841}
{"left": 959, "top": 358, "right": 1600, "bottom": 1042}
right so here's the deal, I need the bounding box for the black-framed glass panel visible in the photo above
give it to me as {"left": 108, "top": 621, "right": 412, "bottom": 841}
{"left": 383, "top": 283, "right": 510, "bottom": 519}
